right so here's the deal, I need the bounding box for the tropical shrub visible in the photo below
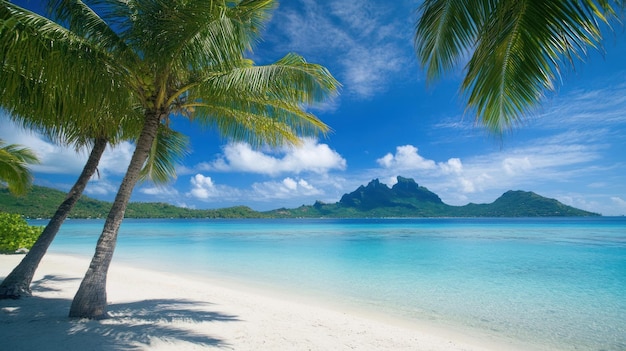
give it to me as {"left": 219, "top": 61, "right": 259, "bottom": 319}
{"left": 0, "top": 212, "right": 43, "bottom": 253}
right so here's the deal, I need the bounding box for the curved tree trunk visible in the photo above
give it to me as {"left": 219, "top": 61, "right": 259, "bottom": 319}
{"left": 69, "top": 112, "right": 162, "bottom": 319}
{"left": 0, "top": 138, "right": 108, "bottom": 299}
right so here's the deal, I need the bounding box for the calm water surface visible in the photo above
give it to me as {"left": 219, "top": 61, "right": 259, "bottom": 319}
{"left": 35, "top": 217, "right": 626, "bottom": 351}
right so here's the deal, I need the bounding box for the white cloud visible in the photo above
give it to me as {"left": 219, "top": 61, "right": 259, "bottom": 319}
{"left": 268, "top": 0, "right": 412, "bottom": 98}
{"left": 341, "top": 45, "right": 406, "bottom": 97}
{"left": 440, "top": 158, "right": 463, "bottom": 175}
{"left": 188, "top": 174, "right": 220, "bottom": 200}
{"left": 537, "top": 80, "right": 626, "bottom": 128}
{"left": 282, "top": 177, "right": 298, "bottom": 190}
{"left": 185, "top": 173, "right": 324, "bottom": 206}
{"left": 373, "top": 135, "right": 609, "bottom": 206}
{"left": 139, "top": 186, "right": 179, "bottom": 197}
{"left": 0, "top": 119, "right": 87, "bottom": 174}
{"left": 611, "top": 197, "right": 626, "bottom": 207}
{"left": 502, "top": 157, "right": 533, "bottom": 176}
{"left": 99, "top": 142, "right": 134, "bottom": 176}
{"left": 200, "top": 139, "right": 346, "bottom": 176}
{"left": 84, "top": 180, "right": 118, "bottom": 196}
{"left": 186, "top": 174, "right": 246, "bottom": 204}
{"left": 0, "top": 117, "right": 133, "bottom": 180}
{"left": 376, "top": 145, "right": 437, "bottom": 171}
{"left": 252, "top": 177, "right": 322, "bottom": 200}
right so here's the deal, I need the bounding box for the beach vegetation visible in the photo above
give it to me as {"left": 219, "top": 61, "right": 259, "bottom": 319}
{"left": 414, "top": 0, "right": 625, "bottom": 133}
{"left": 0, "top": 212, "right": 43, "bottom": 253}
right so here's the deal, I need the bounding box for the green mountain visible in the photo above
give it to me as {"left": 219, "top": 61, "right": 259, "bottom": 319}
{"left": 1, "top": 177, "right": 600, "bottom": 219}
{"left": 268, "top": 177, "right": 600, "bottom": 217}
{"left": 0, "top": 185, "right": 264, "bottom": 219}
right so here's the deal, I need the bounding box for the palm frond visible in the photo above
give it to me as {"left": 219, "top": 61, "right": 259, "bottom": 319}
{"left": 139, "top": 124, "right": 189, "bottom": 185}
{"left": 0, "top": 139, "right": 39, "bottom": 196}
{"left": 0, "top": 1, "right": 136, "bottom": 140}
{"left": 414, "top": 0, "right": 490, "bottom": 82}
{"left": 188, "top": 97, "right": 325, "bottom": 147}
{"left": 464, "top": 0, "right": 612, "bottom": 132}
{"left": 414, "top": 0, "right": 624, "bottom": 133}
{"left": 183, "top": 53, "right": 338, "bottom": 147}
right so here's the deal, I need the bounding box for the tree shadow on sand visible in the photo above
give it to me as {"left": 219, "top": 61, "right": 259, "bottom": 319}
{"left": 0, "top": 276, "right": 239, "bottom": 350}
{"left": 30, "top": 274, "right": 79, "bottom": 293}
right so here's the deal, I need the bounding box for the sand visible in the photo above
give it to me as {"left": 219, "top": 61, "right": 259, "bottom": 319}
{"left": 0, "top": 253, "right": 530, "bottom": 351}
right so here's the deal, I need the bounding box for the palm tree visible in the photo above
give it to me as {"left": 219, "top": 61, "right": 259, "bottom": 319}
{"left": 414, "top": 0, "right": 624, "bottom": 133}
{"left": 0, "top": 138, "right": 109, "bottom": 299}
{"left": 0, "top": 139, "right": 39, "bottom": 196}
{"left": 6, "top": 0, "right": 338, "bottom": 319}
{"left": 0, "top": 128, "right": 187, "bottom": 299}
{"left": 0, "top": 1, "right": 188, "bottom": 298}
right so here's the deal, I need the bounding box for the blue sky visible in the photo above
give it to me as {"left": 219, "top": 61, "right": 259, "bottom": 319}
{"left": 2, "top": 0, "right": 626, "bottom": 215}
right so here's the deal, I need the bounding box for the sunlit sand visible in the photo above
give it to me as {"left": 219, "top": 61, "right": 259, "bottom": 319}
{"left": 1, "top": 254, "right": 538, "bottom": 350}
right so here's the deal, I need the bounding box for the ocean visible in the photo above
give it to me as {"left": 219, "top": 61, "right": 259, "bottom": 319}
{"left": 35, "top": 217, "right": 626, "bottom": 350}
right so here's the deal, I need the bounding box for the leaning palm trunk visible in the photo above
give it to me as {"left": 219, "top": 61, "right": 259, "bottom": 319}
{"left": 0, "top": 138, "right": 108, "bottom": 299}
{"left": 69, "top": 113, "right": 161, "bottom": 319}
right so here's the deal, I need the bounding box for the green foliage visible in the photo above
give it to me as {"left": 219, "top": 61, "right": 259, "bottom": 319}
{"left": 0, "top": 185, "right": 267, "bottom": 219}
{"left": 0, "top": 182, "right": 599, "bottom": 220}
{"left": 0, "top": 139, "right": 39, "bottom": 196}
{"left": 0, "top": 212, "right": 43, "bottom": 252}
{"left": 414, "top": 0, "right": 624, "bottom": 133}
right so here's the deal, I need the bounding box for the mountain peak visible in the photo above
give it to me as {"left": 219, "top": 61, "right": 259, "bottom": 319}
{"left": 391, "top": 176, "right": 443, "bottom": 203}
{"left": 339, "top": 176, "right": 443, "bottom": 210}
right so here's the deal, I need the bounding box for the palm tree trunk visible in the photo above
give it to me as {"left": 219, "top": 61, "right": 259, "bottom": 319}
{"left": 69, "top": 112, "right": 162, "bottom": 319}
{"left": 0, "top": 138, "right": 108, "bottom": 299}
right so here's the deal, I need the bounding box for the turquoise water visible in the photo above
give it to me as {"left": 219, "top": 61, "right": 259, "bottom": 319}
{"left": 37, "top": 217, "right": 626, "bottom": 350}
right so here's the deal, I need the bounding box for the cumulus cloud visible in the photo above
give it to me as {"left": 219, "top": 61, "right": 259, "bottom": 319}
{"left": 0, "top": 117, "right": 133, "bottom": 181}
{"left": 186, "top": 174, "right": 247, "bottom": 204}
{"left": 188, "top": 174, "right": 221, "bottom": 200}
{"left": 439, "top": 158, "right": 463, "bottom": 175}
{"left": 375, "top": 145, "right": 488, "bottom": 197}
{"left": 0, "top": 120, "right": 87, "bottom": 174}
{"left": 376, "top": 145, "right": 438, "bottom": 171}
{"left": 186, "top": 174, "right": 324, "bottom": 205}
{"left": 373, "top": 137, "right": 608, "bottom": 206}
{"left": 199, "top": 139, "right": 346, "bottom": 176}
{"left": 502, "top": 157, "right": 533, "bottom": 176}
{"left": 252, "top": 177, "right": 322, "bottom": 200}
{"left": 99, "top": 142, "right": 134, "bottom": 176}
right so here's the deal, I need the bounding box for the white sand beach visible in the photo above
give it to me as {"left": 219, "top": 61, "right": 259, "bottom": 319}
{"left": 1, "top": 253, "right": 535, "bottom": 351}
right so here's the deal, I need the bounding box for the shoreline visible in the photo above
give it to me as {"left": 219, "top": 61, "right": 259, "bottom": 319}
{"left": 1, "top": 253, "right": 546, "bottom": 350}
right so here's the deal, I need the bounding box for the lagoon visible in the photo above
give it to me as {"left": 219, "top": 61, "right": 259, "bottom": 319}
{"left": 36, "top": 217, "right": 626, "bottom": 351}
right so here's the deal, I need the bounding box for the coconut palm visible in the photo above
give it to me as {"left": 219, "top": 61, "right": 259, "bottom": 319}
{"left": 0, "top": 129, "right": 187, "bottom": 299}
{"left": 7, "top": 0, "right": 337, "bottom": 319}
{"left": 0, "top": 139, "right": 39, "bottom": 196}
{"left": 0, "top": 1, "right": 188, "bottom": 298}
{"left": 414, "top": 0, "right": 624, "bottom": 133}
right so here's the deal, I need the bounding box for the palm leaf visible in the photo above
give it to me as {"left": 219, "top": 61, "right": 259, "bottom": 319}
{"left": 0, "top": 1, "right": 136, "bottom": 142}
{"left": 414, "top": 0, "right": 623, "bottom": 133}
{"left": 0, "top": 140, "right": 39, "bottom": 196}
{"left": 185, "top": 53, "right": 339, "bottom": 147}
{"left": 464, "top": 0, "right": 608, "bottom": 131}
{"left": 139, "top": 125, "right": 189, "bottom": 184}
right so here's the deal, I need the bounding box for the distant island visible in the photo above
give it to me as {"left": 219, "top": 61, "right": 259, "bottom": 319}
{"left": 0, "top": 176, "right": 600, "bottom": 219}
